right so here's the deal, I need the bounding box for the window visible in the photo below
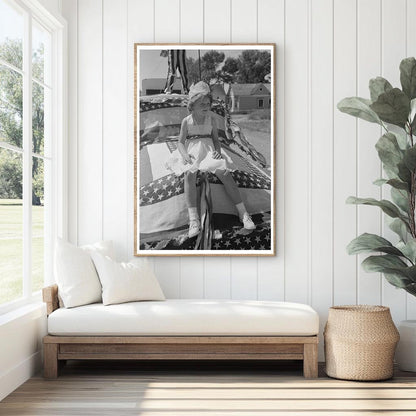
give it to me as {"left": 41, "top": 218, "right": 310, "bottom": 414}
{"left": 258, "top": 98, "right": 264, "bottom": 108}
{"left": 0, "top": 0, "right": 66, "bottom": 312}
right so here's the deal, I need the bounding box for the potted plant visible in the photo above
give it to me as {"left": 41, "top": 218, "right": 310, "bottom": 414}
{"left": 337, "top": 57, "right": 416, "bottom": 372}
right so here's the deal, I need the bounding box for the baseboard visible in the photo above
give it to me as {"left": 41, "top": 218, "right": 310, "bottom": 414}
{"left": 0, "top": 351, "right": 42, "bottom": 401}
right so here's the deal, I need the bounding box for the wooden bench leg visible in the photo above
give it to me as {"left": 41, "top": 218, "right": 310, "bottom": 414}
{"left": 303, "top": 343, "right": 318, "bottom": 379}
{"left": 44, "top": 343, "right": 59, "bottom": 379}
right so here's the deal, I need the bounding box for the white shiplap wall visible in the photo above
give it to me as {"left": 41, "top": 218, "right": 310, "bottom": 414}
{"left": 61, "top": 0, "right": 416, "bottom": 356}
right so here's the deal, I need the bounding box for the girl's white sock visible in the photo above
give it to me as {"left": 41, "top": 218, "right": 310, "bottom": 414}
{"left": 235, "top": 202, "right": 247, "bottom": 218}
{"left": 188, "top": 207, "right": 199, "bottom": 221}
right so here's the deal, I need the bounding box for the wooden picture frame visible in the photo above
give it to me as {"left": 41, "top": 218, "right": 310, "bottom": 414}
{"left": 134, "top": 44, "right": 276, "bottom": 256}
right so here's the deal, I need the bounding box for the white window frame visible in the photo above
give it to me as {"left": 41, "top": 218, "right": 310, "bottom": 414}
{"left": 0, "top": 0, "right": 67, "bottom": 315}
{"left": 258, "top": 98, "right": 264, "bottom": 108}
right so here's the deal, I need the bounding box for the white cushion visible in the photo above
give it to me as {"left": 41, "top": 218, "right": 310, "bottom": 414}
{"left": 47, "top": 299, "right": 319, "bottom": 336}
{"left": 90, "top": 253, "right": 165, "bottom": 306}
{"left": 54, "top": 239, "right": 114, "bottom": 308}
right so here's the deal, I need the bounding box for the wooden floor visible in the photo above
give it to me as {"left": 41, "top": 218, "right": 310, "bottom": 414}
{"left": 1, "top": 360, "right": 416, "bottom": 415}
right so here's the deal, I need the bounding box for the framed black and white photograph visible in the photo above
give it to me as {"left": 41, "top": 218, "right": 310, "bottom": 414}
{"left": 134, "top": 44, "right": 275, "bottom": 256}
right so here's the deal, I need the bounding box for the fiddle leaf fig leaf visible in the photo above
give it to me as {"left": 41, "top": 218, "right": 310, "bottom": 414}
{"left": 347, "top": 233, "right": 404, "bottom": 256}
{"left": 402, "top": 265, "right": 416, "bottom": 282}
{"left": 397, "top": 240, "right": 416, "bottom": 264}
{"left": 391, "top": 187, "right": 410, "bottom": 213}
{"left": 397, "top": 161, "right": 412, "bottom": 185}
{"left": 389, "top": 217, "right": 410, "bottom": 242}
{"left": 403, "top": 146, "right": 416, "bottom": 172}
{"left": 410, "top": 98, "right": 416, "bottom": 124}
{"left": 369, "top": 77, "right": 393, "bottom": 102}
{"left": 383, "top": 271, "right": 412, "bottom": 288}
{"left": 372, "top": 178, "right": 409, "bottom": 191}
{"left": 384, "top": 166, "right": 400, "bottom": 180}
{"left": 337, "top": 97, "right": 382, "bottom": 125}
{"left": 404, "top": 283, "right": 416, "bottom": 296}
{"left": 373, "top": 178, "right": 388, "bottom": 186}
{"left": 346, "top": 196, "right": 406, "bottom": 219}
{"left": 362, "top": 254, "right": 408, "bottom": 272}
{"left": 386, "top": 179, "right": 410, "bottom": 191}
{"left": 394, "top": 130, "right": 409, "bottom": 150}
{"left": 411, "top": 99, "right": 416, "bottom": 132}
{"left": 370, "top": 88, "right": 410, "bottom": 128}
{"left": 400, "top": 57, "right": 416, "bottom": 100}
{"left": 375, "top": 132, "right": 404, "bottom": 173}
{"left": 361, "top": 255, "right": 416, "bottom": 287}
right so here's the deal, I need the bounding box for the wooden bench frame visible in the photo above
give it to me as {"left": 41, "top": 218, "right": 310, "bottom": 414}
{"left": 43, "top": 285, "right": 319, "bottom": 379}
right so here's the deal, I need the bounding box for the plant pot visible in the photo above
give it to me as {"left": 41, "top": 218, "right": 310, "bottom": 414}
{"left": 395, "top": 320, "right": 416, "bottom": 372}
{"left": 324, "top": 305, "right": 400, "bottom": 381}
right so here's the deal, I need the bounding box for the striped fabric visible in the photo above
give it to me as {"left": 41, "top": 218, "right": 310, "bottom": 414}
{"left": 164, "top": 50, "right": 188, "bottom": 94}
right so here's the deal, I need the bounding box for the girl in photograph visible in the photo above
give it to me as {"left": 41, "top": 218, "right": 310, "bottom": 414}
{"left": 166, "top": 81, "right": 255, "bottom": 238}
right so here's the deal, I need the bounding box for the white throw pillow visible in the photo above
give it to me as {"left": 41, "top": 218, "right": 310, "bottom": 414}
{"left": 54, "top": 239, "right": 114, "bottom": 308}
{"left": 81, "top": 240, "right": 115, "bottom": 259}
{"left": 90, "top": 252, "right": 165, "bottom": 306}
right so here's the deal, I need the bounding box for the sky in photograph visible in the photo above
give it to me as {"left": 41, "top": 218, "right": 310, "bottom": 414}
{"left": 139, "top": 49, "right": 246, "bottom": 88}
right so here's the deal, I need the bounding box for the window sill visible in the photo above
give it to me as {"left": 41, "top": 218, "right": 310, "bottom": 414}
{"left": 0, "top": 299, "right": 45, "bottom": 327}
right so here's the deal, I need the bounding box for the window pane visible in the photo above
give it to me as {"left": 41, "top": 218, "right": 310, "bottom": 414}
{"left": 32, "top": 20, "right": 51, "bottom": 85}
{"left": 32, "top": 156, "right": 43, "bottom": 293}
{"left": 32, "top": 81, "right": 45, "bottom": 155}
{"left": 0, "top": 147, "right": 23, "bottom": 305}
{"left": 0, "top": 0, "right": 24, "bottom": 70}
{"left": 0, "top": 65, "right": 23, "bottom": 148}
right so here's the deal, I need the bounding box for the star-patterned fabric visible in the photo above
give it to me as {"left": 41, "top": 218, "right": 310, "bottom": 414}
{"left": 140, "top": 170, "right": 270, "bottom": 208}
{"left": 141, "top": 222, "right": 271, "bottom": 251}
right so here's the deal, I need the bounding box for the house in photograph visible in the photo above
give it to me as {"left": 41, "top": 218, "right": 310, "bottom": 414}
{"left": 230, "top": 82, "right": 271, "bottom": 112}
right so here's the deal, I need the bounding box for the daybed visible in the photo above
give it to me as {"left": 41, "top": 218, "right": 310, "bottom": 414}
{"left": 42, "top": 284, "right": 320, "bottom": 379}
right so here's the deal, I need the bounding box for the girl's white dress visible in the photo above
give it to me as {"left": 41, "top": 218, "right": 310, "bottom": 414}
{"left": 166, "top": 113, "right": 237, "bottom": 176}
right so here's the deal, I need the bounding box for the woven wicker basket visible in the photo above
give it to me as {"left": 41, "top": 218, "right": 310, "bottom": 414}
{"left": 324, "top": 305, "right": 399, "bottom": 381}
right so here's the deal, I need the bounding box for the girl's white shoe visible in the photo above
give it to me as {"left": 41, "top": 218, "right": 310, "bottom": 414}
{"left": 188, "top": 219, "right": 201, "bottom": 238}
{"left": 241, "top": 212, "right": 256, "bottom": 230}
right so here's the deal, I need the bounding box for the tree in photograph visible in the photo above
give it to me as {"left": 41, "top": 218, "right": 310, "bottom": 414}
{"left": 200, "top": 50, "right": 225, "bottom": 83}
{"left": 161, "top": 49, "right": 272, "bottom": 87}
{"left": 184, "top": 56, "right": 201, "bottom": 86}
{"left": 0, "top": 38, "right": 44, "bottom": 205}
{"left": 220, "top": 57, "right": 240, "bottom": 83}
{"left": 185, "top": 50, "right": 226, "bottom": 85}
{"left": 236, "top": 50, "right": 271, "bottom": 83}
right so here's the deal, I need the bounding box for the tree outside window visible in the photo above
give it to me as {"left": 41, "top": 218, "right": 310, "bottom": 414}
{"left": 0, "top": 0, "right": 51, "bottom": 306}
